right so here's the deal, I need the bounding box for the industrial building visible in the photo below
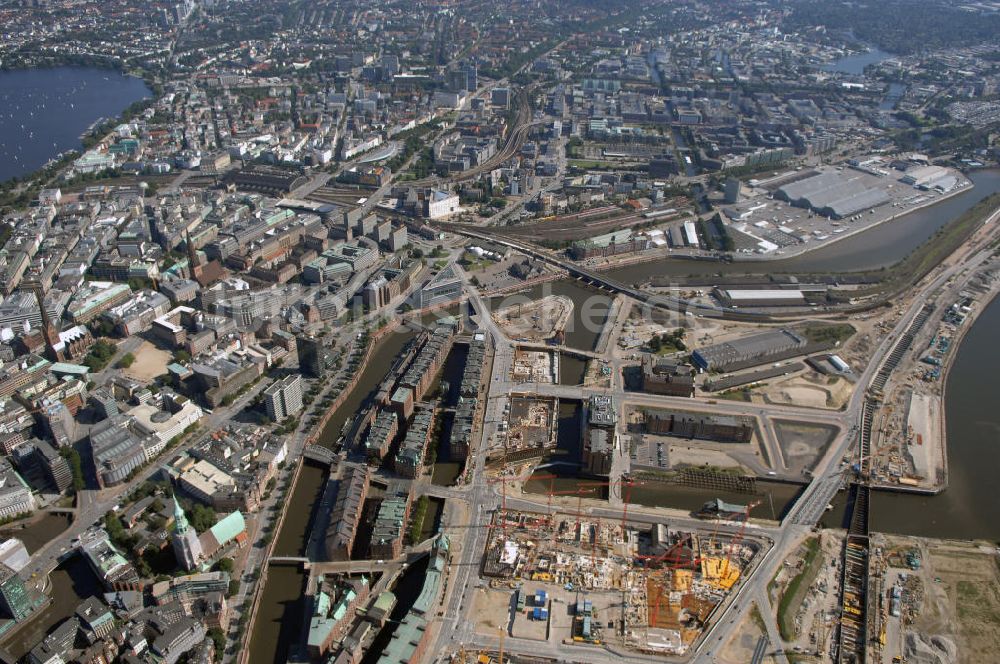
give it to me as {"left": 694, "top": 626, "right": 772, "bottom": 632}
{"left": 363, "top": 409, "right": 399, "bottom": 461}
{"left": 373, "top": 536, "right": 448, "bottom": 664}
{"left": 370, "top": 481, "right": 413, "bottom": 559}
{"left": 308, "top": 577, "right": 370, "bottom": 658}
{"left": 583, "top": 395, "right": 617, "bottom": 477}
{"left": 640, "top": 358, "right": 696, "bottom": 397}
{"left": 643, "top": 409, "right": 754, "bottom": 444}
{"left": 569, "top": 230, "right": 650, "bottom": 260}
{"left": 712, "top": 287, "right": 807, "bottom": 308}
{"left": 398, "top": 326, "right": 454, "bottom": 402}
{"left": 775, "top": 171, "right": 890, "bottom": 219}
{"left": 691, "top": 329, "right": 808, "bottom": 372}
{"left": 901, "top": 165, "right": 959, "bottom": 191}
{"left": 325, "top": 466, "right": 370, "bottom": 561}
{"left": 394, "top": 407, "right": 435, "bottom": 478}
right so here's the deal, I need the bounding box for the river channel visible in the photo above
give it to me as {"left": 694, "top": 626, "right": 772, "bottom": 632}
{"left": 868, "top": 292, "right": 1000, "bottom": 540}
{"left": 607, "top": 169, "right": 1000, "bottom": 283}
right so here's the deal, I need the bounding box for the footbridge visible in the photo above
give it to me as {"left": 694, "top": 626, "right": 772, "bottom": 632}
{"left": 302, "top": 444, "right": 338, "bottom": 466}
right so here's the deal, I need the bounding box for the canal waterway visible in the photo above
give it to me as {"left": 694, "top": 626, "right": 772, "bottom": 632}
{"left": 0, "top": 67, "right": 152, "bottom": 183}
{"left": 0, "top": 513, "right": 71, "bottom": 554}
{"left": 559, "top": 353, "right": 588, "bottom": 386}
{"left": 431, "top": 343, "right": 470, "bottom": 486}
{"left": 250, "top": 327, "right": 418, "bottom": 664}
{"left": 1, "top": 555, "right": 102, "bottom": 660}
{"left": 316, "top": 329, "right": 419, "bottom": 447}
{"left": 246, "top": 566, "right": 307, "bottom": 664}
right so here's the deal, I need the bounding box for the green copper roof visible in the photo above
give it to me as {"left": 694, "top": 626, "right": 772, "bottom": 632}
{"left": 173, "top": 497, "right": 190, "bottom": 534}
{"left": 209, "top": 511, "right": 246, "bottom": 545}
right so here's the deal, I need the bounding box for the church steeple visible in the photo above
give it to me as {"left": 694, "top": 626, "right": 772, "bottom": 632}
{"left": 185, "top": 230, "right": 200, "bottom": 269}
{"left": 171, "top": 494, "right": 204, "bottom": 571}
{"left": 185, "top": 230, "right": 205, "bottom": 285}
{"left": 173, "top": 496, "right": 190, "bottom": 534}
{"left": 33, "top": 288, "right": 61, "bottom": 361}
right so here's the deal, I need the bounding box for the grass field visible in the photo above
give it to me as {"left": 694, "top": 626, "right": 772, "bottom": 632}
{"left": 777, "top": 537, "right": 823, "bottom": 641}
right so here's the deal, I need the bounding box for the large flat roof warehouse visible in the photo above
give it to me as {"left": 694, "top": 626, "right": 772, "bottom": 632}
{"left": 714, "top": 288, "right": 807, "bottom": 307}
{"left": 692, "top": 328, "right": 807, "bottom": 371}
{"left": 776, "top": 171, "right": 890, "bottom": 219}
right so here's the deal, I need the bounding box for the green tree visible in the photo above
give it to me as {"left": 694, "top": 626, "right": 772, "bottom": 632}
{"left": 214, "top": 557, "right": 234, "bottom": 574}
{"left": 207, "top": 627, "right": 226, "bottom": 661}
{"left": 60, "top": 448, "right": 85, "bottom": 492}
{"left": 117, "top": 352, "right": 136, "bottom": 369}
{"left": 187, "top": 504, "right": 217, "bottom": 534}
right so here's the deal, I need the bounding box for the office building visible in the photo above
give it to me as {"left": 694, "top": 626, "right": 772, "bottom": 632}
{"left": 0, "top": 460, "right": 35, "bottom": 519}
{"left": 0, "top": 563, "right": 33, "bottom": 620}
{"left": 263, "top": 374, "right": 303, "bottom": 422}
{"left": 90, "top": 415, "right": 156, "bottom": 488}
{"left": 0, "top": 539, "right": 29, "bottom": 573}
{"left": 298, "top": 336, "right": 333, "bottom": 378}
{"left": 33, "top": 439, "right": 73, "bottom": 493}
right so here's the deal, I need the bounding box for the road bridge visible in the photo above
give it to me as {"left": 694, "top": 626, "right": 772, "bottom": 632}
{"left": 434, "top": 225, "right": 774, "bottom": 322}
{"left": 514, "top": 341, "right": 602, "bottom": 360}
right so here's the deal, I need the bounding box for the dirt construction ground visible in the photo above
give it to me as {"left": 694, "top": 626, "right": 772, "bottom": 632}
{"left": 879, "top": 535, "right": 1000, "bottom": 664}
{"left": 123, "top": 341, "right": 172, "bottom": 382}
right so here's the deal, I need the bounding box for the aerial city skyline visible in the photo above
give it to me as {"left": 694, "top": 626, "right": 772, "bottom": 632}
{"left": 0, "top": 1, "right": 998, "bottom": 664}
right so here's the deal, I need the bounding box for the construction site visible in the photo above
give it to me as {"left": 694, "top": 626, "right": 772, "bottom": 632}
{"left": 493, "top": 295, "right": 574, "bottom": 343}
{"left": 864, "top": 289, "right": 987, "bottom": 493}
{"left": 475, "top": 492, "right": 764, "bottom": 657}
{"left": 486, "top": 396, "right": 560, "bottom": 464}
{"left": 510, "top": 348, "right": 558, "bottom": 384}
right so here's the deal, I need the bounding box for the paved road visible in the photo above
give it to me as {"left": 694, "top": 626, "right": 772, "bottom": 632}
{"left": 423, "top": 206, "right": 1000, "bottom": 664}
{"left": 20, "top": 376, "right": 276, "bottom": 584}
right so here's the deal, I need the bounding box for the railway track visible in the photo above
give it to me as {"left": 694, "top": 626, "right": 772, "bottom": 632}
{"left": 406, "top": 88, "right": 535, "bottom": 188}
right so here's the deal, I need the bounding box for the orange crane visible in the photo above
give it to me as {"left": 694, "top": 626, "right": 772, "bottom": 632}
{"left": 634, "top": 532, "right": 700, "bottom": 570}
{"left": 547, "top": 486, "right": 595, "bottom": 545}
{"left": 487, "top": 472, "right": 556, "bottom": 537}
{"left": 579, "top": 476, "right": 646, "bottom": 533}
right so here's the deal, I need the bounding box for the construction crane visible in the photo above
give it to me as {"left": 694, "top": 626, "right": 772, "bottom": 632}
{"left": 634, "top": 532, "right": 700, "bottom": 570}
{"left": 634, "top": 531, "right": 702, "bottom": 631}
{"left": 720, "top": 500, "right": 760, "bottom": 582}
{"left": 545, "top": 485, "right": 597, "bottom": 545}
{"left": 487, "top": 472, "right": 557, "bottom": 537}
{"left": 579, "top": 475, "right": 646, "bottom": 535}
